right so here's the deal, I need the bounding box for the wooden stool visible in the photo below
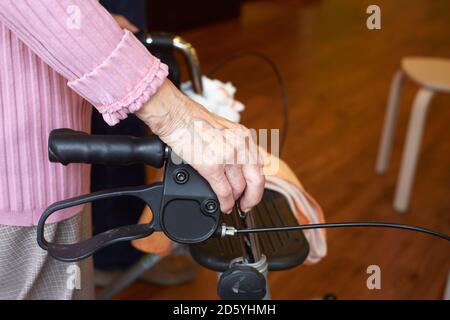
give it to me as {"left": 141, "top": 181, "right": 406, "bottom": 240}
{"left": 376, "top": 57, "right": 450, "bottom": 212}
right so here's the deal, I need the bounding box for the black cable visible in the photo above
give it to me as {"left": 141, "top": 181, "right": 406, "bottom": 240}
{"left": 207, "top": 51, "right": 289, "bottom": 154}
{"left": 208, "top": 55, "right": 450, "bottom": 243}
{"left": 235, "top": 222, "right": 450, "bottom": 242}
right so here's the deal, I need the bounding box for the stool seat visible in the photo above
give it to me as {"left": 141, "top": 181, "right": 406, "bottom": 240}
{"left": 402, "top": 57, "right": 450, "bottom": 93}
{"left": 190, "top": 189, "right": 310, "bottom": 272}
{"left": 377, "top": 56, "right": 450, "bottom": 212}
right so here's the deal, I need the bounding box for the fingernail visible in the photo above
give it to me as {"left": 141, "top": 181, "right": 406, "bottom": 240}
{"left": 241, "top": 207, "right": 251, "bottom": 213}
{"left": 226, "top": 209, "right": 233, "bottom": 214}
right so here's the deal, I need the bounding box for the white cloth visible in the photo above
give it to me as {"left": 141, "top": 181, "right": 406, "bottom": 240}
{"left": 182, "top": 76, "right": 245, "bottom": 123}
{"left": 265, "top": 176, "right": 327, "bottom": 264}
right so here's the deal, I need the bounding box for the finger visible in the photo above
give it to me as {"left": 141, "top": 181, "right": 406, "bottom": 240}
{"left": 201, "top": 166, "right": 235, "bottom": 214}
{"left": 225, "top": 165, "right": 246, "bottom": 200}
{"left": 239, "top": 164, "right": 265, "bottom": 212}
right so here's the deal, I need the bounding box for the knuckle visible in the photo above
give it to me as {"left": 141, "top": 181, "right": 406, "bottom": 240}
{"left": 216, "top": 184, "right": 232, "bottom": 199}
{"left": 202, "top": 164, "right": 222, "bottom": 177}
{"left": 249, "top": 172, "right": 265, "bottom": 188}
{"left": 237, "top": 179, "right": 247, "bottom": 194}
{"left": 232, "top": 179, "right": 246, "bottom": 196}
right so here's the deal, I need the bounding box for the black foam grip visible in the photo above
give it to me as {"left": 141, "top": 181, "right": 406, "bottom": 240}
{"left": 48, "top": 128, "right": 166, "bottom": 167}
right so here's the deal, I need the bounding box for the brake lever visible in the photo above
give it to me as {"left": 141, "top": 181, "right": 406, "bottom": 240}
{"left": 37, "top": 155, "right": 221, "bottom": 262}
{"left": 37, "top": 184, "right": 163, "bottom": 262}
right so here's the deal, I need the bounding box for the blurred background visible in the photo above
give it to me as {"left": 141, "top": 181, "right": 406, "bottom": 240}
{"left": 101, "top": 0, "right": 450, "bottom": 299}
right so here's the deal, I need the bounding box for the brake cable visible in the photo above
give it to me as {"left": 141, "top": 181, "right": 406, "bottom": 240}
{"left": 218, "top": 221, "right": 450, "bottom": 242}
{"left": 207, "top": 53, "right": 449, "bottom": 243}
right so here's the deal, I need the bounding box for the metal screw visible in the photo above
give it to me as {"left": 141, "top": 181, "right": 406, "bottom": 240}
{"left": 173, "top": 169, "right": 188, "bottom": 184}
{"left": 203, "top": 200, "right": 218, "bottom": 214}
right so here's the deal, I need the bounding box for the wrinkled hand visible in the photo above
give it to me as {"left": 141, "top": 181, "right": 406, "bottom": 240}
{"left": 137, "top": 79, "right": 265, "bottom": 213}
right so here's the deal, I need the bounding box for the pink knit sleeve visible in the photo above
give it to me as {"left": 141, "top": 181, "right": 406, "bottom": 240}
{"left": 0, "top": 0, "right": 168, "bottom": 125}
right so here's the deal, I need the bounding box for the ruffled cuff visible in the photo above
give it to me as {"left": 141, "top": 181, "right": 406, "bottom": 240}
{"left": 68, "top": 30, "right": 169, "bottom": 126}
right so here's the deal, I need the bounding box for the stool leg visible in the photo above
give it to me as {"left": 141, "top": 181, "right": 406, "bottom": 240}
{"left": 376, "top": 70, "right": 405, "bottom": 174}
{"left": 394, "top": 88, "right": 434, "bottom": 213}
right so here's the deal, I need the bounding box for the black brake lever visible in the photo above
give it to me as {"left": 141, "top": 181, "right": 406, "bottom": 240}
{"left": 37, "top": 184, "right": 163, "bottom": 262}
{"left": 37, "top": 147, "right": 221, "bottom": 262}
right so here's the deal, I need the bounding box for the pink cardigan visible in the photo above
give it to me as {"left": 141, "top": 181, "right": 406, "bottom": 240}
{"left": 0, "top": 0, "right": 168, "bottom": 226}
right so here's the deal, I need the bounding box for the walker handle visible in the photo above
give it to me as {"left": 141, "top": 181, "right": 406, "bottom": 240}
{"left": 48, "top": 128, "right": 167, "bottom": 168}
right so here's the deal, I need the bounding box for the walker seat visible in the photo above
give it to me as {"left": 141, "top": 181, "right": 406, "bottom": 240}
{"left": 190, "top": 189, "right": 310, "bottom": 272}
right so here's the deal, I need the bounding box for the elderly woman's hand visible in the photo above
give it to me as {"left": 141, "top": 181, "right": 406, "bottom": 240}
{"left": 137, "top": 79, "right": 265, "bottom": 213}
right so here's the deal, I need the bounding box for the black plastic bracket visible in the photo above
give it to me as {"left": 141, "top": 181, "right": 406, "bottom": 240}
{"left": 37, "top": 153, "right": 220, "bottom": 262}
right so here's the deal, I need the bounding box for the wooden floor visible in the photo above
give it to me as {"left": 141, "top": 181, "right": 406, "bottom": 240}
{"left": 118, "top": 0, "right": 450, "bottom": 299}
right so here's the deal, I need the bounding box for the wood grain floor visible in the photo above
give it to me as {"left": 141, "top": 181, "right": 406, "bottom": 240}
{"left": 117, "top": 0, "right": 450, "bottom": 299}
